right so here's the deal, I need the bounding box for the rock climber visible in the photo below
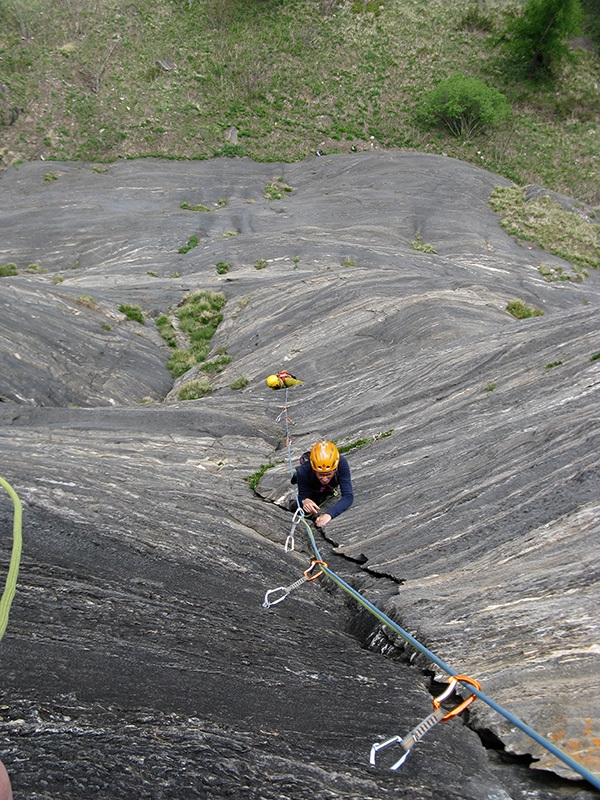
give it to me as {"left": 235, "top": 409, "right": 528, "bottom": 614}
{"left": 293, "top": 441, "right": 353, "bottom": 528}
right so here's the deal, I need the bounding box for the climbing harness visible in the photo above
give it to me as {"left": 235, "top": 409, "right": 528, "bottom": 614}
{"left": 370, "top": 675, "right": 481, "bottom": 770}
{"left": 260, "top": 376, "right": 600, "bottom": 791}
{"left": 262, "top": 559, "right": 327, "bottom": 609}
{"left": 0, "top": 476, "right": 23, "bottom": 641}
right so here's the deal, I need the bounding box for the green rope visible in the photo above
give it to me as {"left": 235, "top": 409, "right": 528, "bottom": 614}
{"left": 0, "top": 476, "right": 23, "bottom": 640}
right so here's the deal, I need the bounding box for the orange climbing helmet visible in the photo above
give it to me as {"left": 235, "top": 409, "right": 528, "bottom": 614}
{"left": 310, "top": 441, "right": 340, "bottom": 473}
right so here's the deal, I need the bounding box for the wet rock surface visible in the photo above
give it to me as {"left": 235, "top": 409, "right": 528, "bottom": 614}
{"left": 0, "top": 153, "right": 599, "bottom": 798}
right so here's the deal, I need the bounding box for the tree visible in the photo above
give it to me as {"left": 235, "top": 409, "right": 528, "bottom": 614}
{"left": 502, "top": 0, "right": 583, "bottom": 77}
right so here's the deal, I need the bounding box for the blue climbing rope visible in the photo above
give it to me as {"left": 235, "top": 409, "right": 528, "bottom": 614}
{"left": 262, "top": 379, "right": 600, "bottom": 791}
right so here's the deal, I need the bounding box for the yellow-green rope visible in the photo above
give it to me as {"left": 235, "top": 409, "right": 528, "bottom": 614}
{"left": 0, "top": 476, "right": 22, "bottom": 640}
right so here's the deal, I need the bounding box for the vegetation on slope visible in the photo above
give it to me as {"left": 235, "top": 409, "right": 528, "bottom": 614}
{"left": 0, "top": 0, "right": 599, "bottom": 205}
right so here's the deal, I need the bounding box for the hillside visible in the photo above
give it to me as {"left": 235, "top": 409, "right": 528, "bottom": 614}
{"left": 0, "top": 152, "right": 599, "bottom": 798}
{"left": 0, "top": 0, "right": 599, "bottom": 204}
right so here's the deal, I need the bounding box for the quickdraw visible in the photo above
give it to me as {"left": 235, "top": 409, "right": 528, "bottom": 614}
{"left": 370, "top": 675, "right": 481, "bottom": 770}
{"left": 262, "top": 560, "right": 328, "bottom": 609}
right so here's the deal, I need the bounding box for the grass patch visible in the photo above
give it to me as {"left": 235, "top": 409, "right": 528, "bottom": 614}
{"left": 200, "top": 354, "right": 233, "bottom": 373}
{"left": 546, "top": 360, "right": 563, "bottom": 368}
{"left": 264, "top": 181, "right": 293, "bottom": 200}
{"left": 591, "top": 352, "right": 600, "bottom": 362}
{"left": 216, "top": 261, "right": 231, "bottom": 274}
{"left": 230, "top": 376, "right": 249, "bottom": 390}
{"left": 178, "top": 235, "right": 199, "bottom": 254}
{"left": 178, "top": 379, "right": 213, "bottom": 400}
{"left": 254, "top": 258, "right": 268, "bottom": 270}
{"left": 156, "top": 314, "right": 178, "bottom": 347}
{"left": 506, "top": 299, "right": 545, "bottom": 319}
{"left": 337, "top": 430, "right": 393, "bottom": 453}
{"left": 489, "top": 186, "right": 600, "bottom": 272}
{"left": 26, "top": 263, "right": 47, "bottom": 273}
{"left": 76, "top": 294, "right": 96, "bottom": 308}
{"left": 181, "top": 202, "right": 212, "bottom": 212}
{"left": 244, "top": 462, "right": 278, "bottom": 491}
{"left": 0, "top": 263, "right": 18, "bottom": 277}
{"left": 43, "top": 172, "right": 59, "bottom": 182}
{"left": 166, "top": 290, "right": 227, "bottom": 378}
{"left": 119, "top": 303, "right": 145, "bottom": 324}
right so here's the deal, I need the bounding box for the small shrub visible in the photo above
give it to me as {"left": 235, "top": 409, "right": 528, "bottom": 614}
{"left": 52, "top": 275, "right": 63, "bottom": 284}
{"left": 217, "top": 198, "right": 228, "bottom": 207}
{"left": 0, "top": 263, "right": 17, "bottom": 277}
{"left": 119, "top": 303, "right": 145, "bottom": 324}
{"left": 44, "top": 172, "right": 59, "bottom": 182}
{"left": 590, "top": 352, "right": 600, "bottom": 362}
{"left": 101, "top": 323, "right": 112, "bottom": 331}
{"left": 506, "top": 299, "right": 545, "bottom": 319}
{"left": 341, "top": 258, "right": 356, "bottom": 267}
{"left": 417, "top": 75, "right": 511, "bottom": 140}
{"left": 486, "top": 383, "right": 496, "bottom": 391}
{"left": 147, "top": 271, "right": 159, "bottom": 277}
{"left": 255, "top": 259, "right": 267, "bottom": 270}
{"left": 170, "top": 272, "right": 181, "bottom": 278}
{"left": 178, "top": 235, "right": 199, "bottom": 254}
{"left": 216, "top": 261, "right": 231, "bottom": 274}
{"left": 76, "top": 294, "right": 96, "bottom": 308}
{"left": 230, "top": 376, "right": 249, "bottom": 390}
{"left": 178, "top": 379, "right": 212, "bottom": 400}
{"left": 26, "top": 263, "right": 47, "bottom": 273}
{"left": 546, "top": 360, "right": 562, "bottom": 368}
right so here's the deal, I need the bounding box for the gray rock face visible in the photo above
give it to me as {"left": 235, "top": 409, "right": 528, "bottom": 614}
{"left": 0, "top": 153, "right": 598, "bottom": 799}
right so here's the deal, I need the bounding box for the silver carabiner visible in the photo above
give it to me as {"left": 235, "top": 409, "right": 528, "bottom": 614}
{"left": 262, "top": 586, "right": 290, "bottom": 608}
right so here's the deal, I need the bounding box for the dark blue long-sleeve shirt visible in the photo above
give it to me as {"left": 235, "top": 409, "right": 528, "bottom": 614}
{"left": 295, "top": 455, "right": 354, "bottom": 520}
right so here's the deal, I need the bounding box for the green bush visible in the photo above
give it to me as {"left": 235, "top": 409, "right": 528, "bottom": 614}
{"left": 501, "top": 0, "right": 583, "bottom": 77}
{"left": 119, "top": 303, "right": 145, "bottom": 324}
{"left": 417, "top": 75, "right": 511, "bottom": 139}
{"left": 216, "top": 261, "right": 231, "bottom": 274}
{"left": 0, "top": 263, "right": 18, "bottom": 277}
